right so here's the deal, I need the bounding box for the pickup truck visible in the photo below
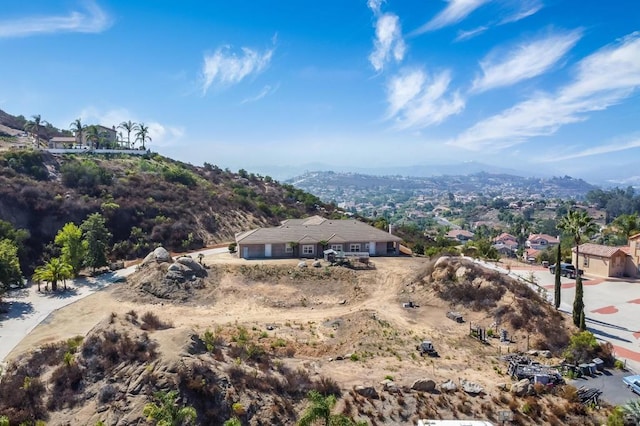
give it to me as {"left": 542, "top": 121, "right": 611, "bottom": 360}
{"left": 623, "top": 374, "right": 640, "bottom": 395}
{"left": 549, "top": 263, "right": 583, "bottom": 278}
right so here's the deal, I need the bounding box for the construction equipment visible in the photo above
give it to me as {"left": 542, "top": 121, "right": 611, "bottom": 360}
{"left": 417, "top": 340, "right": 439, "bottom": 357}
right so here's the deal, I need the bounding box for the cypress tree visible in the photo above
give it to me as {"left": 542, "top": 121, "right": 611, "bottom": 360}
{"left": 554, "top": 244, "right": 562, "bottom": 309}
{"left": 573, "top": 274, "right": 585, "bottom": 328}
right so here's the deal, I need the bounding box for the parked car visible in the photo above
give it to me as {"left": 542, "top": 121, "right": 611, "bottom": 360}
{"left": 549, "top": 263, "right": 583, "bottom": 278}
{"left": 622, "top": 374, "right": 640, "bottom": 395}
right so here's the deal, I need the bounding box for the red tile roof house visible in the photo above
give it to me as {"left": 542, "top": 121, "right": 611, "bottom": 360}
{"left": 446, "top": 229, "right": 475, "bottom": 243}
{"left": 493, "top": 233, "right": 519, "bottom": 255}
{"left": 572, "top": 243, "right": 636, "bottom": 278}
{"left": 234, "top": 216, "right": 403, "bottom": 259}
{"left": 525, "top": 234, "right": 560, "bottom": 250}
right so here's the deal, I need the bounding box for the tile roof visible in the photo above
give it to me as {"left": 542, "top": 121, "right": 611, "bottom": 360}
{"left": 572, "top": 243, "right": 626, "bottom": 258}
{"left": 446, "top": 230, "right": 474, "bottom": 238}
{"left": 494, "top": 232, "right": 517, "bottom": 242}
{"left": 527, "top": 233, "right": 559, "bottom": 244}
{"left": 235, "top": 215, "right": 403, "bottom": 245}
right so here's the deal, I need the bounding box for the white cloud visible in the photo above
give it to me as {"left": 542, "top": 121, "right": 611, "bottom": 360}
{"left": 201, "top": 44, "right": 274, "bottom": 94}
{"left": 369, "top": 13, "right": 406, "bottom": 72}
{"left": 500, "top": 0, "right": 543, "bottom": 24}
{"left": 0, "top": 0, "right": 111, "bottom": 38}
{"left": 386, "top": 68, "right": 465, "bottom": 129}
{"left": 367, "top": 0, "right": 385, "bottom": 15}
{"left": 471, "top": 30, "right": 582, "bottom": 93}
{"left": 240, "top": 84, "right": 279, "bottom": 104}
{"left": 539, "top": 136, "right": 640, "bottom": 162}
{"left": 413, "top": 0, "right": 490, "bottom": 35}
{"left": 448, "top": 32, "right": 640, "bottom": 151}
{"left": 454, "top": 26, "right": 488, "bottom": 42}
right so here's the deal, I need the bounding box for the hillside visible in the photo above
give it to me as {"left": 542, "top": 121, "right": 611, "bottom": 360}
{"left": 0, "top": 149, "right": 335, "bottom": 272}
{"left": 0, "top": 254, "right": 613, "bottom": 425}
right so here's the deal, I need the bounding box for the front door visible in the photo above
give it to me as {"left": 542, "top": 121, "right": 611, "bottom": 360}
{"left": 242, "top": 247, "right": 249, "bottom": 258}
{"left": 265, "top": 244, "right": 272, "bottom": 257}
{"left": 369, "top": 241, "right": 376, "bottom": 255}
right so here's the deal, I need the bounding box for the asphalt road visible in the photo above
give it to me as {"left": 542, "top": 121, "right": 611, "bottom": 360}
{"left": 570, "top": 368, "right": 640, "bottom": 406}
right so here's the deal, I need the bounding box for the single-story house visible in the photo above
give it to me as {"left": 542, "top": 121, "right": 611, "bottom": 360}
{"left": 572, "top": 243, "right": 632, "bottom": 278}
{"left": 526, "top": 233, "right": 559, "bottom": 250}
{"left": 48, "top": 136, "right": 76, "bottom": 149}
{"left": 446, "top": 229, "right": 475, "bottom": 242}
{"left": 235, "top": 215, "right": 403, "bottom": 259}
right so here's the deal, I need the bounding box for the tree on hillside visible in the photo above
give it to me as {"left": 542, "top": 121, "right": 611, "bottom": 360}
{"left": 118, "top": 120, "right": 136, "bottom": 149}
{"left": 32, "top": 257, "right": 72, "bottom": 291}
{"left": 69, "top": 118, "right": 85, "bottom": 146}
{"left": 134, "top": 122, "right": 151, "bottom": 150}
{"left": 612, "top": 212, "right": 639, "bottom": 242}
{"left": 54, "top": 223, "right": 86, "bottom": 277}
{"left": 554, "top": 243, "right": 562, "bottom": 309}
{"left": 84, "top": 125, "right": 101, "bottom": 149}
{"left": 143, "top": 390, "right": 197, "bottom": 426}
{"left": 557, "top": 209, "right": 598, "bottom": 329}
{"left": 81, "top": 213, "right": 112, "bottom": 273}
{"left": 0, "top": 239, "right": 22, "bottom": 295}
{"left": 24, "top": 114, "right": 47, "bottom": 147}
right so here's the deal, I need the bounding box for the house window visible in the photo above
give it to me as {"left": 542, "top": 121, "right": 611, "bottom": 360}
{"left": 364, "top": 243, "right": 370, "bottom": 251}
{"left": 350, "top": 243, "right": 361, "bottom": 252}
{"left": 583, "top": 256, "right": 589, "bottom": 267}
{"left": 285, "top": 243, "right": 293, "bottom": 253}
{"left": 330, "top": 244, "right": 343, "bottom": 251}
{"left": 302, "top": 245, "right": 314, "bottom": 255}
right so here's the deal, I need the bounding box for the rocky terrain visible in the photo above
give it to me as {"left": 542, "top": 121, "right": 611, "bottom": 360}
{"left": 0, "top": 253, "right": 615, "bottom": 425}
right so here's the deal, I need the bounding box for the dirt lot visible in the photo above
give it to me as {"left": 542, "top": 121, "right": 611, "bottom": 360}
{"left": 5, "top": 252, "right": 612, "bottom": 425}
{"left": 9, "top": 254, "right": 507, "bottom": 389}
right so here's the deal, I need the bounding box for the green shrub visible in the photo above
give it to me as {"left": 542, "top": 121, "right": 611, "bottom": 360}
{"left": 2, "top": 150, "right": 49, "bottom": 180}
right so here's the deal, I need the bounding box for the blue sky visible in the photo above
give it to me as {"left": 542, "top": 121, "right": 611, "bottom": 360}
{"left": 0, "top": 1, "right": 639, "bottom": 183}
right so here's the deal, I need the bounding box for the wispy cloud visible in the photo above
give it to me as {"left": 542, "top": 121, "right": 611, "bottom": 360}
{"left": 500, "top": 0, "right": 544, "bottom": 24}
{"left": 448, "top": 32, "right": 640, "bottom": 150}
{"left": 455, "top": 26, "right": 488, "bottom": 42}
{"left": 201, "top": 43, "right": 274, "bottom": 94}
{"left": 539, "top": 136, "right": 640, "bottom": 162}
{"left": 412, "top": 0, "right": 490, "bottom": 35}
{"left": 386, "top": 68, "right": 465, "bottom": 129}
{"left": 368, "top": 1, "right": 406, "bottom": 72}
{"left": 0, "top": 0, "right": 111, "bottom": 38}
{"left": 471, "top": 29, "right": 582, "bottom": 93}
{"left": 240, "top": 84, "right": 279, "bottom": 104}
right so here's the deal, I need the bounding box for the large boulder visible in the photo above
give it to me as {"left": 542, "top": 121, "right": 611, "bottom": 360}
{"left": 142, "top": 247, "right": 173, "bottom": 266}
{"left": 354, "top": 385, "right": 379, "bottom": 399}
{"left": 411, "top": 379, "right": 436, "bottom": 392}
{"left": 511, "top": 378, "right": 530, "bottom": 397}
{"left": 176, "top": 256, "right": 206, "bottom": 277}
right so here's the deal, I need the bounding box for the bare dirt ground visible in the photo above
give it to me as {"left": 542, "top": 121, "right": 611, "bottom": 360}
{"left": 7, "top": 253, "right": 534, "bottom": 392}
{"left": 5, "top": 252, "right": 609, "bottom": 425}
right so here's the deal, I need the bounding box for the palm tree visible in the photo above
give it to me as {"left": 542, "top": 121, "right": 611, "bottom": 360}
{"left": 557, "top": 209, "right": 598, "bottom": 329}
{"left": 84, "top": 125, "right": 101, "bottom": 149}
{"left": 143, "top": 390, "right": 196, "bottom": 426}
{"left": 623, "top": 400, "right": 640, "bottom": 424}
{"left": 24, "top": 114, "right": 48, "bottom": 147}
{"left": 612, "top": 213, "right": 639, "bottom": 242}
{"left": 118, "top": 120, "right": 136, "bottom": 149}
{"left": 70, "top": 118, "right": 85, "bottom": 146}
{"left": 134, "top": 122, "right": 151, "bottom": 150}
{"left": 32, "top": 257, "right": 73, "bottom": 292}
